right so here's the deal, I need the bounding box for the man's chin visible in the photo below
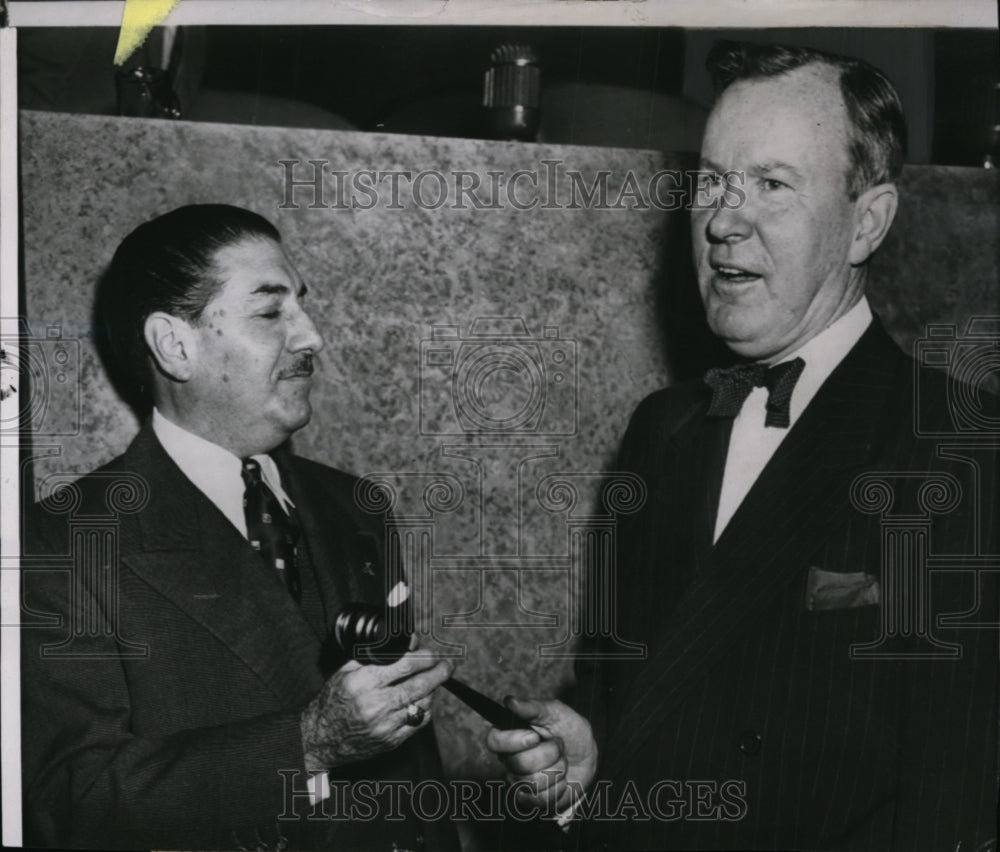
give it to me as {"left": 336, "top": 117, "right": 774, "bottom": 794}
{"left": 269, "top": 397, "right": 313, "bottom": 442}
{"left": 278, "top": 381, "right": 315, "bottom": 410}
{"left": 708, "top": 313, "right": 764, "bottom": 352}
{"left": 710, "top": 324, "right": 777, "bottom": 361}
{"left": 284, "top": 406, "right": 312, "bottom": 433}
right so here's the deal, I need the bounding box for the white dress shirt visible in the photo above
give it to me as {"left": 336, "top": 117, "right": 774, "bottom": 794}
{"left": 152, "top": 408, "right": 295, "bottom": 535}
{"left": 713, "top": 297, "right": 873, "bottom": 543}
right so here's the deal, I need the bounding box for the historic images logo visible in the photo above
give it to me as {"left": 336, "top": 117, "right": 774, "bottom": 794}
{"left": 277, "top": 158, "right": 746, "bottom": 212}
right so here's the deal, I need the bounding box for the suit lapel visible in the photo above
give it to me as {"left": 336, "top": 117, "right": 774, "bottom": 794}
{"left": 122, "top": 425, "right": 325, "bottom": 705}
{"left": 275, "top": 453, "right": 388, "bottom": 613}
{"left": 602, "top": 323, "right": 906, "bottom": 778}
{"left": 692, "top": 415, "right": 734, "bottom": 566}
{"left": 651, "top": 391, "right": 732, "bottom": 584}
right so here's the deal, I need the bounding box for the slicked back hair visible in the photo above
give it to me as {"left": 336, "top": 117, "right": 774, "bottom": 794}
{"left": 98, "top": 204, "right": 281, "bottom": 402}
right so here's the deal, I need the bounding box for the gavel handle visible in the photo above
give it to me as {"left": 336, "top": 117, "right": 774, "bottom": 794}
{"left": 442, "top": 677, "right": 527, "bottom": 730}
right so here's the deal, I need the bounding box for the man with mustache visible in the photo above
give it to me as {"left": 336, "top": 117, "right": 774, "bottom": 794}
{"left": 488, "top": 42, "right": 998, "bottom": 850}
{"left": 20, "top": 205, "right": 458, "bottom": 851}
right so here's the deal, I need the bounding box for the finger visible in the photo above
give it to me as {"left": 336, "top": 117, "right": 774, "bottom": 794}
{"left": 511, "top": 771, "right": 567, "bottom": 804}
{"left": 402, "top": 694, "right": 433, "bottom": 722}
{"left": 333, "top": 659, "right": 363, "bottom": 675}
{"left": 389, "top": 660, "right": 454, "bottom": 704}
{"left": 508, "top": 765, "right": 569, "bottom": 809}
{"left": 328, "top": 658, "right": 365, "bottom": 688}
{"left": 419, "top": 655, "right": 457, "bottom": 681}
{"left": 365, "top": 650, "right": 441, "bottom": 686}
{"left": 500, "top": 740, "right": 563, "bottom": 776}
{"left": 517, "top": 781, "right": 572, "bottom": 814}
{"left": 486, "top": 726, "right": 541, "bottom": 755}
{"left": 504, "top": 697, "right": 576, "bottom": 741}
{"left": 554, "top": 780, "right": 577, "bottom": 811}
{"left": 392, "top": 696, "right": 434, "bottom": 738}
{"left": 390, "top": 660, "right": 453, "bottom": 704}
{"left": 503, "top": 696, "right": 555, "bottom": 735}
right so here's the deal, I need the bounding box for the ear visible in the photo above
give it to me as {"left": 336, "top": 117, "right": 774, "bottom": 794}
{"left": 849, "top": 182, "right": 898, "bottom": 266}
{"left": 143, "top": 311, "right": 198, "bottom": 383}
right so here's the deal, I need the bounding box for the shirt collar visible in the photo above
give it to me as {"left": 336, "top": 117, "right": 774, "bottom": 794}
{"left": 773, "top": 295, "right": 873, "bottom": 424}
{"left": 151, "top": 408, "right": 295, "bottom": 537}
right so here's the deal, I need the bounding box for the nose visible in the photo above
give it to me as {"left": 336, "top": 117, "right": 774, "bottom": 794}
{"left": 703, "top": 201, "right": 753, "bottom": 244}
{"left": 288, "top": 303, "right": 325, "bottom": 354}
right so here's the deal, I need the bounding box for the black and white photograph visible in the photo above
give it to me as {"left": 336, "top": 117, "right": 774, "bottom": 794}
{"left": 2, "top": 2, "right": 998, "bottom": 850}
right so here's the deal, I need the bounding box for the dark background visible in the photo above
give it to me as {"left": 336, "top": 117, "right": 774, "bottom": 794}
{"left": 17, "top": 26, "right": 1000, "bottom": 165}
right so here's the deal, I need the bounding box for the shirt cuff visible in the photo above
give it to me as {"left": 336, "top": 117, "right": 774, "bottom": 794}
{"left": 307, "top": 770, "right": 330, "bottom": 805}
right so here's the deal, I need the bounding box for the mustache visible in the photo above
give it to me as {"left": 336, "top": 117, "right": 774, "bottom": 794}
{"left": 278, "top": 355, "right": 315, "bottom": 379}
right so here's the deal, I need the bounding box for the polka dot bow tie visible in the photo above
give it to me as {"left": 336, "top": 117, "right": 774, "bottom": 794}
{"left": 241, "top": 457, "right": 302, "bottom": 603}
{"left": 704, "top": 357, "right": 806, "bottom": 428}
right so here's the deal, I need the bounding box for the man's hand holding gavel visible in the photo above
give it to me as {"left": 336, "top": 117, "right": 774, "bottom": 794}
{"left": 300, "top": 651, "right": 455, "bottom": 769}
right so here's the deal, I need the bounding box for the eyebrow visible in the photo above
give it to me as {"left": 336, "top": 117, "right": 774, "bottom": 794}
{"left": 752, "top": 160, "right": 804, "bottom": 180}
{"left": 251, "top": 282, "right": 309, "bottom": 298}
{"left": 699, "top": 158, "right": 804, "bottom": 181}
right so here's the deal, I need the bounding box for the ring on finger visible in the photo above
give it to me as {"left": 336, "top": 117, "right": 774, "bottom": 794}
{"left": 404, "top": 702, "right": 426, "bottom": 727}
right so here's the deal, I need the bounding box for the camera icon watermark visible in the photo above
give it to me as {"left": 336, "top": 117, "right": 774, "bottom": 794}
{"left": 1, "top": 318, "right": 81, "bottom": 436}
{"left": 914, "top": 316, "right": 1000, "bottom": 437}
{"left": 419, "top": 317, "right": 577, "bottom": 437}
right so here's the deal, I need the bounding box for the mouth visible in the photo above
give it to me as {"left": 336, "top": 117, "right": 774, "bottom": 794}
{"left": 710, "top": 262, "right": 762, "bottom": 285}
{"left": 278, "top": 356, "right": 315, "bottom": 380}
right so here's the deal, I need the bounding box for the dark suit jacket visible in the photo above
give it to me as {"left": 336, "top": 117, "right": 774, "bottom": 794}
{"left": 573, "top": 321, "right": 998, "bottom": 851}
{"left": 21, "top": 423, "right": 458, "bottom": 851}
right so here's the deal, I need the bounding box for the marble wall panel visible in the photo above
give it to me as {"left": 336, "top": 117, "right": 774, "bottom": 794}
{"left": 18, "top": 111, "right": 999, "bottom": 786}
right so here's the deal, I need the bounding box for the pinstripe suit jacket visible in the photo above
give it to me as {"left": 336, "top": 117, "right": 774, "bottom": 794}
{"left": 573, "top": 320, "right": 998, "bottom": 851}
{"left": 21, "top": 423, "right": 458, "bottom": 851}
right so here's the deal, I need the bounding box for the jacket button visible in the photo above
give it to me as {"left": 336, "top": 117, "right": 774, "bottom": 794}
{"left": 739, "top": 729, "right": 762, "bottom": 756}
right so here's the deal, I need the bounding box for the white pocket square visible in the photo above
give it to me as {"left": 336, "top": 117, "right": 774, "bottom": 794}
{"left": 805, "top": 566, "right": 880, "bottom": 611}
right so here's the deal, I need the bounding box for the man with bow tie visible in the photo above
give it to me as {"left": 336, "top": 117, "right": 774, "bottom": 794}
{"left": 488, "top": 42, "right": 998, "bottom": 850}
{"left": 20, "top": 205, "right": 458, "bottom": 851}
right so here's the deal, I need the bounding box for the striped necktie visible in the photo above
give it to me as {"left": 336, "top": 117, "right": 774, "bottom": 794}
{"left": 240, "top": 457, "right": 302, "bottom": 603}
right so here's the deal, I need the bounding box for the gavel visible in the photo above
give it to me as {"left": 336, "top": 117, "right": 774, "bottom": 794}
{"left": 324, "top": 602, "right": 525, "bottom": 731}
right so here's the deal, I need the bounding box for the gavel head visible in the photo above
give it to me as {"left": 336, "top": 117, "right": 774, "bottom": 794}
{"left": 331, "top": 602, "right": 412, "bottom": 667}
